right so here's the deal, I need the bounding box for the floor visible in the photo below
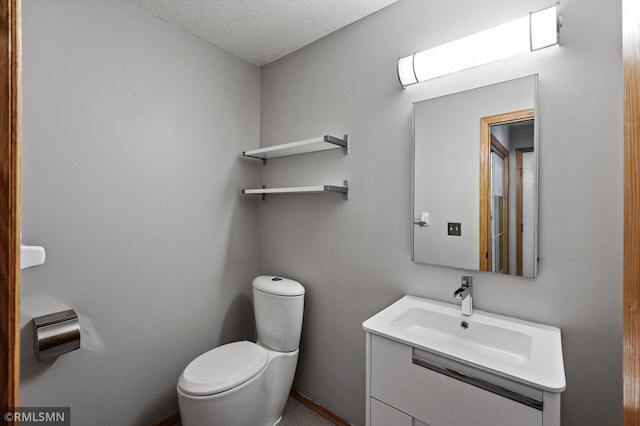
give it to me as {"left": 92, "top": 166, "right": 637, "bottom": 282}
{"left": 279, "top": 396, "right": 338, "bottom": 426}
{"left": 169, "top": 396, "right": 338, "bottom": 426}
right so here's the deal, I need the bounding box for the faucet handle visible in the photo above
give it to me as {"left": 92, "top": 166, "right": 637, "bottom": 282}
{"left": 461, "top": 276, "right": 472, "bottom": 288}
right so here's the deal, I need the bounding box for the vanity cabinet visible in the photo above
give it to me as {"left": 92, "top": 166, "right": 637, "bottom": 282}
{"left": 366, "top": 334, "right": 560, "bottom": 426}
{"left": 370, "top": 398, "right": 412, "bottom": 426}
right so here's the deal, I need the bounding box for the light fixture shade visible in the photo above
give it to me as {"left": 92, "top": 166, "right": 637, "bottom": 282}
{"left": 398, "top": 3, "right": 559, "bottom": 87}
{"left": 397, "top": 55, "right": 417, "bottom": 86}
{"left": 530, "top": 4, "right": 559, "bottom": 50}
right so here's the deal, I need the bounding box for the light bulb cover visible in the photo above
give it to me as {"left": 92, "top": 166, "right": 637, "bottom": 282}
{"left": 397, "top": 3, "right": 559, "bottom": 88}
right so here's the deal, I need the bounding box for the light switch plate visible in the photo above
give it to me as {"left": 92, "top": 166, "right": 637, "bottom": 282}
{"left": 448, "top": 222, "right": 462, "bottom": 236}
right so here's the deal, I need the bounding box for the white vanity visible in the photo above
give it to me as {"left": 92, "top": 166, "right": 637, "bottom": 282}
{"left": 363, "top": 296, "right": 565, "bottom": 426}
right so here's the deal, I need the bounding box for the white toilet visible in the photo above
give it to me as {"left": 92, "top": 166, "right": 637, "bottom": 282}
{"left": 177, "top": 276, "right": 305, "bottom": 426}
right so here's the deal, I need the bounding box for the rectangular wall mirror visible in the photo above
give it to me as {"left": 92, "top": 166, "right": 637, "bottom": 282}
{"left": 413, "top": 75, "right": 538, "bottom": 278}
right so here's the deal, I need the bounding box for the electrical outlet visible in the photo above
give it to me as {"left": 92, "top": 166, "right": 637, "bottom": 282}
{"left": 448, "top": 222, "right": 462, "bottom": 236}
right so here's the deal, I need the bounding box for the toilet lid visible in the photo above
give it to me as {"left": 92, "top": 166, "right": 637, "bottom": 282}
{"left": 253, "top": 276, "right": 305, "bottom": 296}
{"left": 178, "top": 341, "right": 268, "bottom": 396}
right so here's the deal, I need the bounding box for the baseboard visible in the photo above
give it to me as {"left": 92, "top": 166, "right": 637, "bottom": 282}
{"left": 151, "top": 390, "right": 351, "bottom": 426}
{"left": 151, "top": 410, "right": 180, "bottom": 426}
{"left": 290, "top": 388, "right": 352, "bottom": 426}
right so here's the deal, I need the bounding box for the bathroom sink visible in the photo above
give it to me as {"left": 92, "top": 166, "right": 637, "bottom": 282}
{"left": 363, "top": 295, "right": 565, "bottom": 391}
{"left": 390, "top": 307, "right": 532, "bottom": 364}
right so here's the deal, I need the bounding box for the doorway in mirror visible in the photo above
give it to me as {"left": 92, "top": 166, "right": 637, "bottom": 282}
{"left": 479, "top": 111, "right": 534, "bottom": 276}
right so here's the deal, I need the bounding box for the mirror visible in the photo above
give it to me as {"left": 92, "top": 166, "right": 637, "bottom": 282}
{"left": 413, "top": 75, "right": 538, "bottom": 277}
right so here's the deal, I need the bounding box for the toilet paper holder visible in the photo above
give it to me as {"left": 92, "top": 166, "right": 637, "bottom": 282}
{"left": 33, "top": 309, "right": 81, "bottom": 361}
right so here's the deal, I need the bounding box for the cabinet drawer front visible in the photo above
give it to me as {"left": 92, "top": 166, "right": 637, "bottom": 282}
{"left": 370, "top": 335, "right": 542, "bottom": 426}
{"left": 371, "top": 398, "right": 412, "bottom": 426}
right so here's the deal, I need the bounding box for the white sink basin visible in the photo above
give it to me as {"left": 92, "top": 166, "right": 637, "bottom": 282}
{"left": 363, "top": 295, "right": 566, "bottom": 392}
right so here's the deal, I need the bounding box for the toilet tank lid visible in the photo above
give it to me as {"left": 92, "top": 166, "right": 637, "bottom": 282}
{"left": 253, "top": 276, "right": 305, "bottom": 296}
{"left": 178, "top": 341, "right": 268, "bottom": 396}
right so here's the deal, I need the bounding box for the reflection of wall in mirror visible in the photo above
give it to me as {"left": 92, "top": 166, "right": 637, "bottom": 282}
{"left": 413, "top": 76, "right": 536, "bottom": 273}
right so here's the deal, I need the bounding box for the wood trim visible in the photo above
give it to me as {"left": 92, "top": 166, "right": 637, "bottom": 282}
{"left": 479, "top": 109, "right": 534, "bottom": 273}
{"left": 479, "top": 118, "right": 491, "bottom": 271}
{"left": 624, "top": 0, "right": 640, "bottom": 423}
{"left": 0, "top": 0, "right": 21, "bottom": 414}
{"left": 482, "top": 109, "right": 535, "bottom": 127}
{"left": 491, "top": 136, "right": 509, "bottom": 158}
{"left": 150, "top": 411, "right": 180, "bottom": 426}
{"left": 290, "top": 388, "right": 352, "bottom": 426}
{"left": 516, "top": 147, "right": 534, "bottom": 277}
{"left": 516, "top": 149, "right": 523, "bottom": 276}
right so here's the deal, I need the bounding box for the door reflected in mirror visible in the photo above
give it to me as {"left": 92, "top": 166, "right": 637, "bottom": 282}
{"left": 413, "top": 76, "right": 538, "bottom": 278}
{"left": 479, "top": 112, "right": 534, "bottom": 276}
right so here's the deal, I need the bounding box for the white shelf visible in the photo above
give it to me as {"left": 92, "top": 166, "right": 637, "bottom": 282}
{"left": 243, "top": 182, "right": 349, "bottom": 200}
{"left": 242, "top": 135, "right": 348, "bottom": 161}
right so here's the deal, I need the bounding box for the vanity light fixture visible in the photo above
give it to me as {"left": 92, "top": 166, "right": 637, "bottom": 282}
{"left": 398, "top": 3, "right": 560, "bottom": 87}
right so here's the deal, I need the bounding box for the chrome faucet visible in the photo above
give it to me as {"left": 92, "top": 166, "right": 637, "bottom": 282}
{"left": 454, "top": 276, "right": 473, "bottom": 316}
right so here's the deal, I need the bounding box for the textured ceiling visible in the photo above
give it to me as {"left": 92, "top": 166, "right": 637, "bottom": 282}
{"left": 123, "top": 0, "right": 399, "bottom": 66}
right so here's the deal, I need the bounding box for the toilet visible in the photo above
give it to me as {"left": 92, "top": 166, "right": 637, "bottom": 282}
{"left": 177, "top": 276, "right": 305, "bottom": 426}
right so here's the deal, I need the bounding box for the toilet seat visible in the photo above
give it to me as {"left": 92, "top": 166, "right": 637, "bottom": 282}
{"left": 178, "top": 341, "right": 268, "bottom": 396}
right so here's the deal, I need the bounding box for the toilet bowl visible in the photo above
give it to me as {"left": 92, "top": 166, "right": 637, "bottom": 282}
{"left": 177, "top": 276, "right": 305, "bottom": 426}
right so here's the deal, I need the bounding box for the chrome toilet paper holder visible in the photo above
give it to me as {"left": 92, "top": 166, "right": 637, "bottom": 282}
{"left": 33, "top": 309, "right": 81, "bottom": 361}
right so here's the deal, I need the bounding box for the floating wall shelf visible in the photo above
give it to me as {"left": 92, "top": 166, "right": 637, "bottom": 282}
{"left": 243, "top": 135, "right": 348, "bottom": 163}
{"left": 243, "top": 181, "right": 349, "bottom": 200}
{"left": 242, "top": 134, "right": 350, "bottom": 200}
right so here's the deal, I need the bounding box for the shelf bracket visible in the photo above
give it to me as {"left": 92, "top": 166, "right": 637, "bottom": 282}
{"left": 324, "top": 134, "right": 349, "bottom": 155}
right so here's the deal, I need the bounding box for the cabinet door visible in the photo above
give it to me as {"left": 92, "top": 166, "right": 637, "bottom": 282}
{"left": 370, "top": 335, "right": 542, "bottom": 426}
{"left": 371, "top": 398, "right": 412, "bottom": 426}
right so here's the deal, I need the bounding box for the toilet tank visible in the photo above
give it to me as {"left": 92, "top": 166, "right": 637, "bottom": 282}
{"left": 252, "top": 276, "right": 305, "bottom": 352}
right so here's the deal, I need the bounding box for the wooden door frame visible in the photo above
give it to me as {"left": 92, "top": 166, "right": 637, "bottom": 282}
{"left": 479, "top": 109, "right": 534, "bottom": 273}
{"left": 516, "top": 147, "right": 534, "bottom": 277}
{"left": 624, "top": 0, "right": 640, "bottom": 423}
{"left": 0, "top": 0, "right": 21, "bottom": 415}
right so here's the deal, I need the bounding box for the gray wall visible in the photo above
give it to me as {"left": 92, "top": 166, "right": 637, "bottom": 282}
{"left": 260, "top": 0, "right": 622, "bottom": 425}
{"left": 20, "top": 0, "right": 260, "bottom": 424}
{"left": 19, "top": 0, "right": 623, "bottom": 425}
